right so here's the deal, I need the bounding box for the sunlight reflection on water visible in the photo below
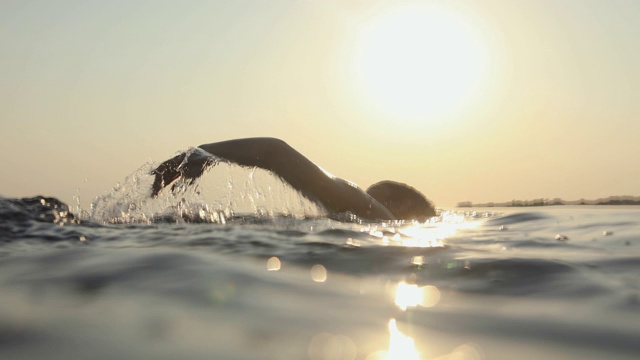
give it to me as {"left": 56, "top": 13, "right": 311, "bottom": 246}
{"left": 402, "top": 211, "right": 481, "bottom": 246}
{"left": 394, "top": 281, "right": 441, "bottom": 311}
{"left": 387, "top": 319, "right": 420, "bottom": 360}
{"left": 366, "top": 319, "right": 420, "bottom": 360}
{"left": 360, "top": 211, "right": 482, "bottom": 248}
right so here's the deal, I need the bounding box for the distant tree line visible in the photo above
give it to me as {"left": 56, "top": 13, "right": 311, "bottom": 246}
{"left": 457, "top": 196, "right": 640, "bottom": 207}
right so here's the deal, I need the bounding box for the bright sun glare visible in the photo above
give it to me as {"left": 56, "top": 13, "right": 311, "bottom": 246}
{"left": 353, "top": 3, "right": 487, "bottom": 119}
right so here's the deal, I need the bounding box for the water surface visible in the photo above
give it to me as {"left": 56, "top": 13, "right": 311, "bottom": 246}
{"left": 1, "top": 170, "right": 638, "bottom": 359}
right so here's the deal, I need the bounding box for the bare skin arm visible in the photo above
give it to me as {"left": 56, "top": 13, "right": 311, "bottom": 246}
{"left": 151, "top": 137, "right": 395, "bottom": 220}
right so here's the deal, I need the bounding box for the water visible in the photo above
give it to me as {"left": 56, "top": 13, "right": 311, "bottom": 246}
{"left": 0, "top": 165, "right": 638, "bottom": 359}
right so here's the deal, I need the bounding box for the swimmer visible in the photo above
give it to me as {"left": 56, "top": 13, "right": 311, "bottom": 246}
{"left": 151, "top": 137, "right": 436, "bottom": 221}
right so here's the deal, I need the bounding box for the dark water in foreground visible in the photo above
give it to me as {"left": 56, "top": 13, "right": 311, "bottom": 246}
{"left": 0, "top": 195, "right": 639, "bottom": 360}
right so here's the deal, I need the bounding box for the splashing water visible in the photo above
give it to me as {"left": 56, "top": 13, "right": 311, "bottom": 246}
{"left": 87, "top": 157, "right": 325, "bottom": 224}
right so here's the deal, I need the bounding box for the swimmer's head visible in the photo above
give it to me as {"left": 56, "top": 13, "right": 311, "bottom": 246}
{"left": 366, "top": 181, "right": 436, "bottom": 221}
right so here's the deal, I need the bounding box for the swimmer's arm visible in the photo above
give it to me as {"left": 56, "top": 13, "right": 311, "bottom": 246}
{"left": 151, "top": 138, "right": 323, "bottom": 198}
{"left": 198, "top": 138, "right": 324, "bottom": 190}
{"left": 151, "top": 137, "right": 395, "bottom": 220}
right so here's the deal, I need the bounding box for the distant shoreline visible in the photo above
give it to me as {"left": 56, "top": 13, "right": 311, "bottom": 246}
{"left": 457, "top": 196, "right": 640, "bottom": 208}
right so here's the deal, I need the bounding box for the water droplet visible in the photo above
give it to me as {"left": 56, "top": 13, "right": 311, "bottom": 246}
{"left": 311, "top": 264, "right": 327, "bottom": 282}
{"left": 267, "top": 257, "right": 281, "bottom": 271}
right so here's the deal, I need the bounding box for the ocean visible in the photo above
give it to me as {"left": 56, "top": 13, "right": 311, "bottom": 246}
{"left": 0, "top": 164, "right": 638, "bottom": 360}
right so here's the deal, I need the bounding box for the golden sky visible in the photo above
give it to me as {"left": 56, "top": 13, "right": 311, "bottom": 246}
{"left": 1, "top": 0, "right": 639, "bottom": 208}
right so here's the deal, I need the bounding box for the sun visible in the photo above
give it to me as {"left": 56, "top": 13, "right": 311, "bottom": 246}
{"left": 352, "top": 3, "right": 487, "bottom": 120}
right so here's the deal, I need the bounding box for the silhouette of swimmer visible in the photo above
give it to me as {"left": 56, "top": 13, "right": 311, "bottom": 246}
{"left": 151, "top": 138, "right": 436, "bottom": 221}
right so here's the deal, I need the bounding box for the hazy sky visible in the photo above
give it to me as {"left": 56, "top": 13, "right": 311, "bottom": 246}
{"left": 1, "top": 0, "right": 639, "bottom": 208}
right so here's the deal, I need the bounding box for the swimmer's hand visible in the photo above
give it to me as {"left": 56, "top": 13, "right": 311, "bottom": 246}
{"left": 150, "top": 149, "right": 216, "bottom": 197}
